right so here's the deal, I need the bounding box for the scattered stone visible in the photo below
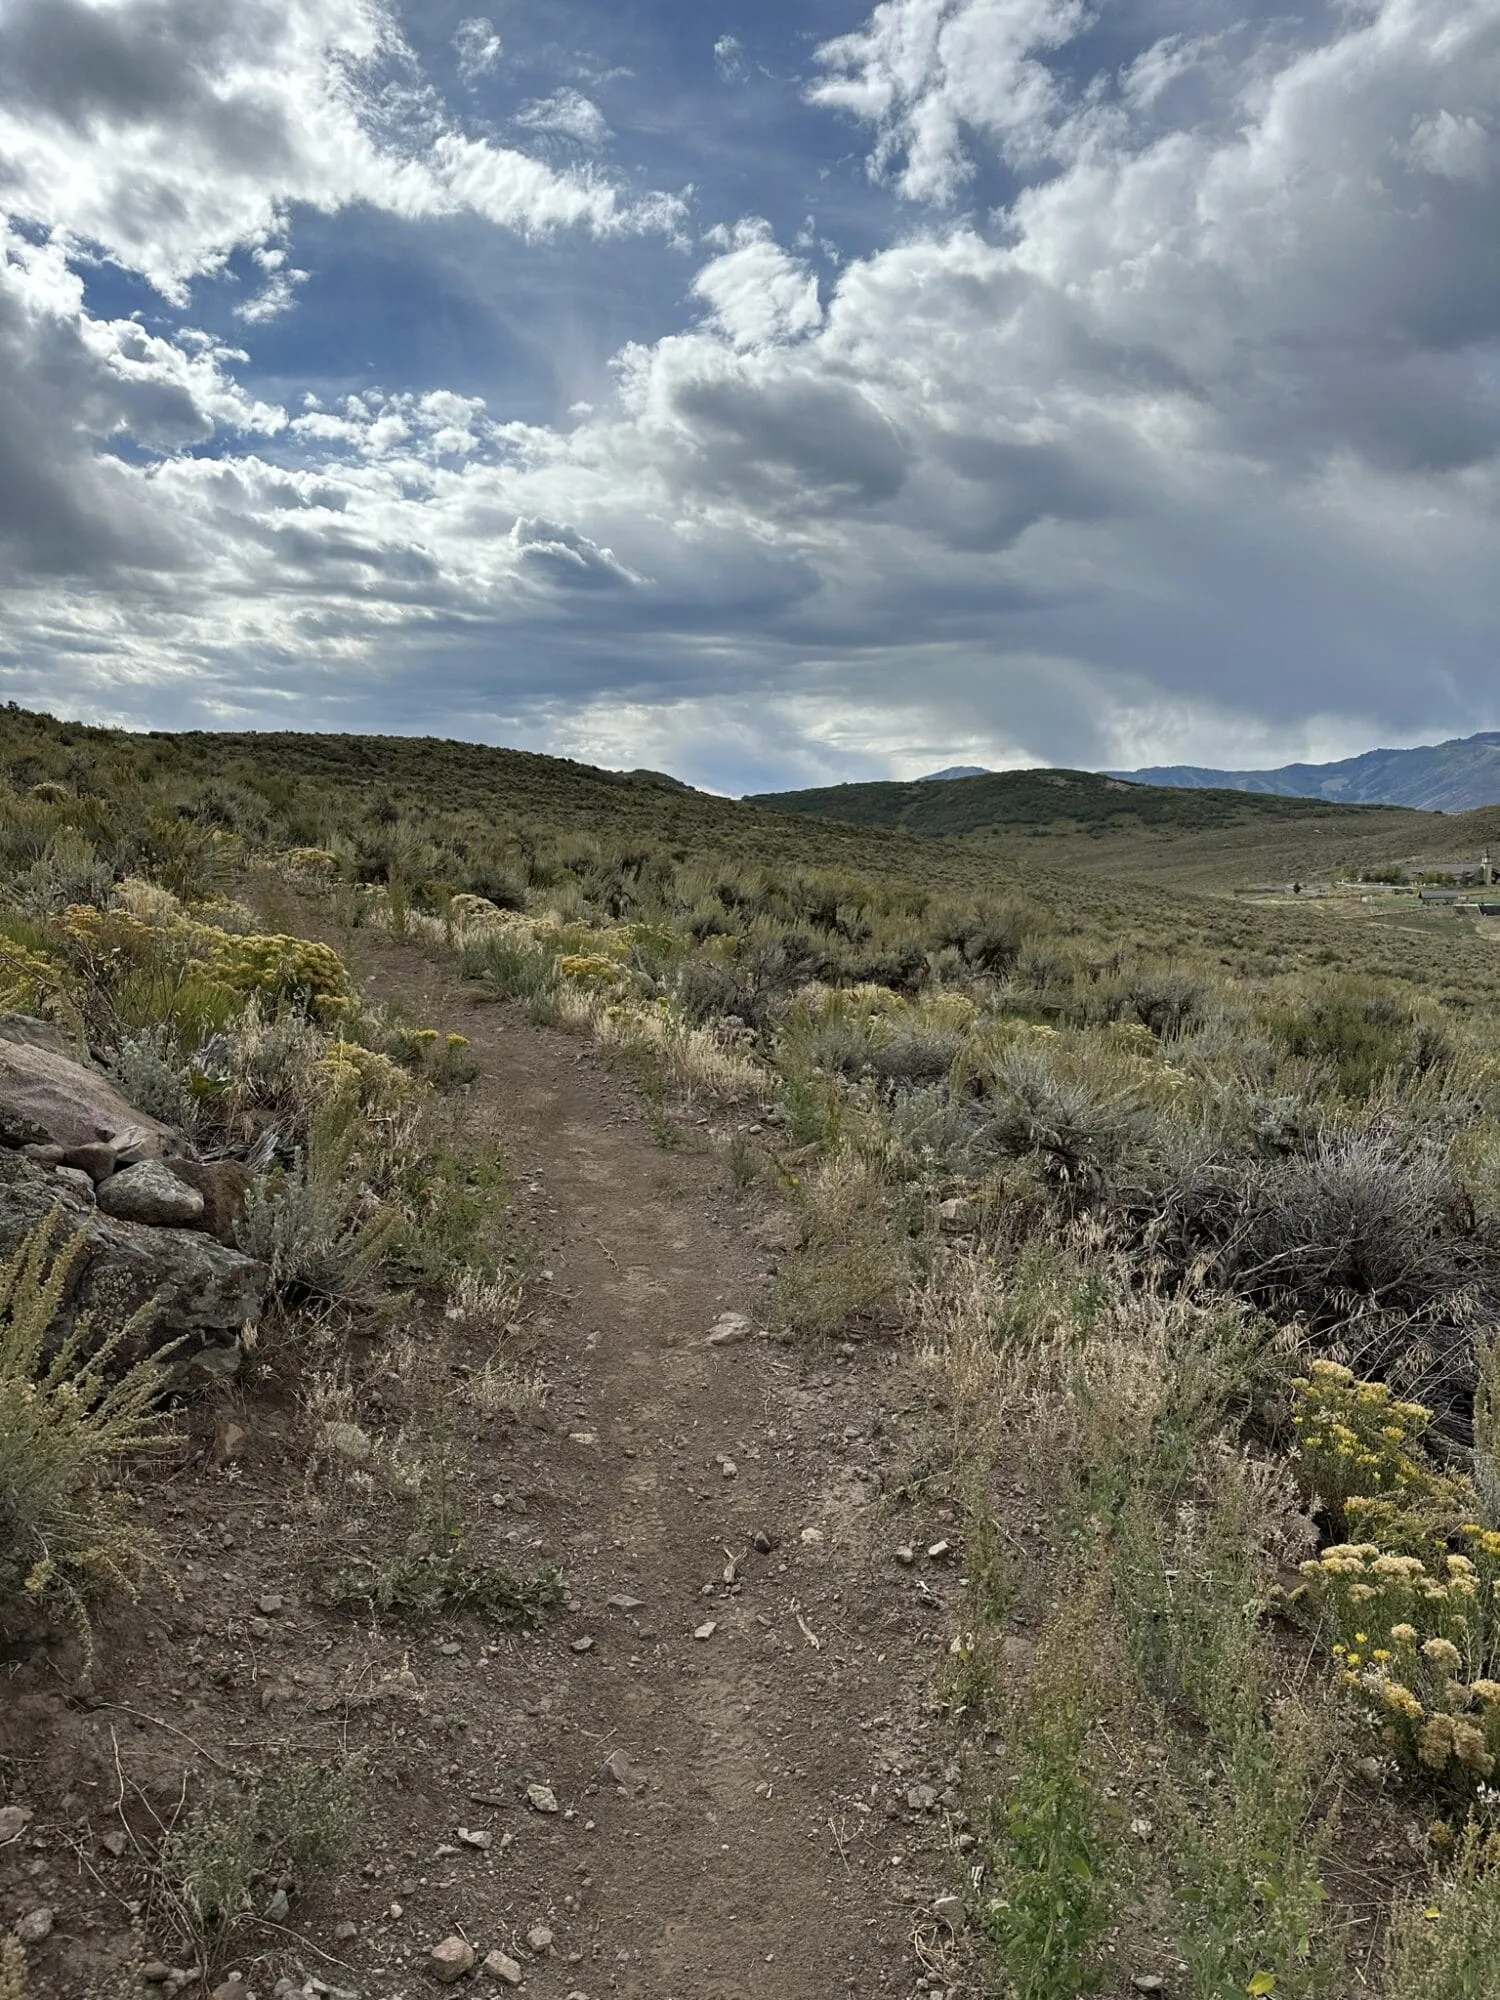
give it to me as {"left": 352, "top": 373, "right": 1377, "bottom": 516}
{"left": 706, "top": 1311, "right": 752, "bottom": 1347}
{"left": 894, "top": 1545, "right": 915, "bottom": 1566}
{"left": 430, "top": 1936, "right": 477, "bottom": 1983}
{"left": 211, "top": 1419, "right": 248, "bottom": 1467}
{"left": 97, "top": 1159, "right": 206, "bottom": 1227}
{"left": 605, "top": 1594, "right": 644, "bottom": 1612}
{"left": 570, "top": 1636, "right": 595, "bottom": 1654}
{"left": 100, "top": 1828, "right": 128, "bottom": 1857}
{"left": 693, "top": 1620, "right": 717, "bottom": 1642}
{"left": 752, "top": 1530, "right": 774, "bottom": 1554}
{"left": 457, "top": 1827, "right": 493, "bottom": 1850}
{"left": 1130, "top": 1979, "right": 1166, "bottom": 1994}
{"left": 602, "top": 1749, "right": 633, "bottom": 1788}
{"left": 210, "top": 1982, "right": 251, "bottom": 2000}
{"left": 926, "top": 1539, "right": 952, "bottom": 1561}
{"left": 526, "top": 1784, "right": 559, "bottom": 1815}
{"left": 931, "top": 1893, "right": 964, "bottom": 1931}
{"left": 0, "top": 1805, "right": 32, "bottom": 1843}
{"left": 333, "top": 1920, "right": 359, "bottom": 1943}
{"left": 54, "top": 1164, "right": 97, "bottom": 1201}
{"left": 258, "top": 1592, "right": 284, "bottom": 1614}
{"left": 906, "top": 1785, "right": 938, "bottom": 1812}
{"left": 264, "top": 1887, "right": 291, "bottom": 1923}
{"left": 62, "top": 1141, "right": 119, "bottom": 1183}
{"left": 13, "top": 1907, "right": 54, "bottom": 1944}
{"left": 1130, "top": 1815, "right": 1154, "bottom": 1841}
{"left": 142, "top": 1965, "right": 175, "bottom": 1985}
{"left": 163, "top": 1156, "right": 255, "bottom": 1246}
{"left": 482, "top": 1951, "right": 523, "bottom": 1986}
{"left": 720, "top": 1459, "right": 738, "bottom": 1479}
{"left": 526, "top": 1925, "right": 554, "bottom": 1953}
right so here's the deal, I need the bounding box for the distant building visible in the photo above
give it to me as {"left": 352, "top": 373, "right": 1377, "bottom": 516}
{"left": 1419, "top": 889, "right": 1459, "bottom": 905}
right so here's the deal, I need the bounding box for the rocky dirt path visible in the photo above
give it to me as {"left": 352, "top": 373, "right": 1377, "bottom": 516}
{"left": 349, "top": 940, "right": 971, "bottom": 2000}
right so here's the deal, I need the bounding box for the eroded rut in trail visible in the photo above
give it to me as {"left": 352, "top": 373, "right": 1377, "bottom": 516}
{"left": 352, "top": 944, "right": 970, "bottom": 2000}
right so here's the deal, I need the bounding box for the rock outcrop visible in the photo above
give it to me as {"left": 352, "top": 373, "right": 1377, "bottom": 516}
{"left": 0, "top": 1151, "right": 267, "bottom": 1349}
{"left": 0, "top": 1031, "right": 175, "bottom": 1156}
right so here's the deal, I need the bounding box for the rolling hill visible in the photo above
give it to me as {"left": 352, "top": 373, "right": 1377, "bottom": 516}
{"left": 747, "top": 765, "right": 1412, "bottom": 840}
{"left": 1113, "top": 730, "right": 1500, "bottom": 813}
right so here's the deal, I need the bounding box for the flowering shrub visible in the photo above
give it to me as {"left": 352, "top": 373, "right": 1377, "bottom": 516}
{"left": 0, "top": 937, "right": 65, "bottom": 1014}
{"left": 1295, "top": 1364, "right": 1500, "bottom": 1790}
{"left": 202, "top": 932, "right": 352, "bottom": 1022}
{"left": 1291, "top": 1360, "right": 1466, "bottom": 1521}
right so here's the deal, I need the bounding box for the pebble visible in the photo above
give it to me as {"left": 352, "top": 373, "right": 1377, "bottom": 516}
{"left": 571, "top": 1635, "right": 595, "bottom": 1653}
{"left": 258, "top": 1592, "right": 284, "bottom": 1614}
{"left": 334, "top": 1920, "right": 359, "bottom": 1942}
{"left": 931, "top": 1893, "right": 964, "bottom": 1930}
{"left": 483, "top": 1950, "right": 525, "bottom": 1984}
{"left": 526, "top": 1784, "right": 560, "bottom": 1814}
{"left": 1131, "top": 1979, "right": 1166, "bottom": 1995}
{"left": 264, "top": 1886, "right": 291, "bottom": 1923}
{"left": 926, "top": 1540, "right": 952, "bottom": 1560}
{"left": 142, "top": 1964, "right": 174, "bottom": 1985}
{"left": 894, "top": 1546, "right": 915, "bottom": 1566}
{"left": 457, "top": 1827, "right": 493, "bottom": 1850}
{"left": 210, "top": 1982, "right": 252, "bottom": 2000}
{"left": 430, "top": 1936, "right": 477, "bottom": 1982}
{"left": 14, "top": 1907, "right": 54, "bottom": 1944}
{"left": 100, "top": 1828, "right": 128, "bottom": 1857}
{"left": 753, "top": 1530, "right": 774, "bottom": 1554}
{"left": 0, "top": 1806, "right": 31, "bottom": 1843}
{"left": 693, "top": 1620, "right": 717, "bottom": 1641}
{"left": 605, "top": 1594, "right": 644, "bottom": 1612}
{"left": 720, "top": 1460, "right": 738, "bottom": 1479}
{"left": 602, "top": 1749, "right": 633, "bottom": 1788}
{"left": 526, "top": 1925, "right": 554, "bottom": 1952}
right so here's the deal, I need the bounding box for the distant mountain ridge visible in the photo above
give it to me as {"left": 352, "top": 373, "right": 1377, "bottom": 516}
{"left": 921, "top": 765, "right": 990, "bottom": 780}
{"left": 1112, "top": 731, "right": 1500, "bottom": 814}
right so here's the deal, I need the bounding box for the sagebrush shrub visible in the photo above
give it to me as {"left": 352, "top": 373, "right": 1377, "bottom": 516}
{"left": 0, "top": 1222, "right": 173, "bottom": 1620}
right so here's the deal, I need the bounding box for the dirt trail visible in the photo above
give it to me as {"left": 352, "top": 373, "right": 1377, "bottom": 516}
{"left": 351, "top": 940, "right": 968, "bottom": 2000}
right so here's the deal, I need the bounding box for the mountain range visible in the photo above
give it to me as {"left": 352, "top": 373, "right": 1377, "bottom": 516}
{"left": 1110, "top": 731, "right": 1500, "bottom": 814}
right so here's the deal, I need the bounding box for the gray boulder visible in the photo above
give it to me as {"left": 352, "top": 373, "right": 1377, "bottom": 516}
{"left": 97, "top": 1161, "right": 206, "bottom": 1227}
{"left": 0, "top": 1151, "right": 266, "bottom": 1347}
{"left": 0, "top": 1037, "right": 175, "bottom": 1155}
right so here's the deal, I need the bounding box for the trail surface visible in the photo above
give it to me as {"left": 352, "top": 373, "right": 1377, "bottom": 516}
{"left": 352, "top": 940, "right": 966, "bottom": 2000}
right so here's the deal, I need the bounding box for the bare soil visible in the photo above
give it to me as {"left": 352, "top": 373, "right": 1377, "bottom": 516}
{"left": 1, "top": 939, "right": 976, "bottom": 2000}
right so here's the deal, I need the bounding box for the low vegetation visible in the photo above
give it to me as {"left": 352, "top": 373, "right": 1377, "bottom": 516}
{"left": 10, "top": 697, "right": 1500, "bottom": 1992}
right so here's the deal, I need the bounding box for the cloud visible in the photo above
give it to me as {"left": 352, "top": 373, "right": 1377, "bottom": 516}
{"left": 453, "top": 16, "right": 503, "bottom": 81}
{"left": 0, "top": 0, "right": 682, "bottom": 300}
{"left": 713, "top": 34, "right": 747, "bottom": 83}
{"left": 808, "top": 0, "right": 1090, "bottom": 201}
{"left": 515, "top": 89, "right": 611, "bottom": 148}
{"left": 0, "top": 0, "right": 1498, "bottom": 789}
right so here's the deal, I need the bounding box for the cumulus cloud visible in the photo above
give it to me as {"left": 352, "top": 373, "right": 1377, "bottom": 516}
{"left": 0, "top": 0, "right": 681, "bottom": 299}
{"left": 1, "top": 0, "right": 1498, "bottom": 784}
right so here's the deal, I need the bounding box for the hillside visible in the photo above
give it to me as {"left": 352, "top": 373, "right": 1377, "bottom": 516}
{"left": 12, "top": 702, "right": 1500, "bottom": 1994}
{"left": 748, "top": 764, "right": 1415, "bottom": 839}
{"left": 1115, "top": 728, "right": 1500, "bottom": 813}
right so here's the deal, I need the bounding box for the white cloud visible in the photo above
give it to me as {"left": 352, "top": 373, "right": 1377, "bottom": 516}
{"left": 808, "top": 0, "right": 1090, "bottom": 201}
{"left": 1, "top": 0, "right": 1499, "bottom": 786}
{"left": 453, "top": 16, "right": 503, "bottom": 80}
{"left": 515, "top": 89, "right": 612, "bottom": 148}
{"left": 0, "top": 0, "right": 680, "bottom": 301}
{"left": 693, "top": 222, "right": 823, "bottom": 348}
{"left": 713, "top": 34, "right": 747, "bottom": 83}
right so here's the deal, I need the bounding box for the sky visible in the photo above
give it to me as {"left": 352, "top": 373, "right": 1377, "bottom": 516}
{"left": 0, "top": 0, "right": 1497, "bottom": 794}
